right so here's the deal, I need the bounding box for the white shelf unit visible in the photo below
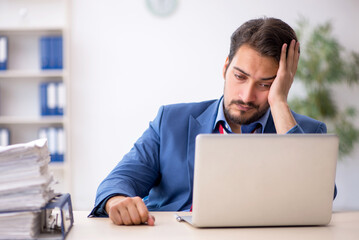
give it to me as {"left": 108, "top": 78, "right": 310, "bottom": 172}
{"left": 0, "top": 0, "right": 71, "bottom": 194}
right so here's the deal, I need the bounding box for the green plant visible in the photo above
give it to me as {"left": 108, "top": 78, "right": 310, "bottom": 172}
{"left": 290, "top": 19, "right": 359, "bottom": 157}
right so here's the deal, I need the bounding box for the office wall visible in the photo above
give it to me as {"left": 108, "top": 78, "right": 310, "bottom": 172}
{"left": 70, "top": 0, "right": 359, "bottom": 210}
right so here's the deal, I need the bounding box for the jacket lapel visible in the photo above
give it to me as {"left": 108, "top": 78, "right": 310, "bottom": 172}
{"left": 183, "top": 99, "right": 220, "bottom": 207}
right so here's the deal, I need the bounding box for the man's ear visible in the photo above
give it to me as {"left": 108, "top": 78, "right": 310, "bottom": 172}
{"left": 223, "top": 57, "right": 229, "bottom": 79}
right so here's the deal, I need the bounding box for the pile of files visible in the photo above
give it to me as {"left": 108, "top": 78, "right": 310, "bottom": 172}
{"left": 0, "top": 139, "right": 55, "bottom": 239}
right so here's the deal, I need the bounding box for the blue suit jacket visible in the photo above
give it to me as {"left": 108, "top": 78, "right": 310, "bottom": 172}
{"left": 91, "top": 98, "right": 328, "bottom": 216}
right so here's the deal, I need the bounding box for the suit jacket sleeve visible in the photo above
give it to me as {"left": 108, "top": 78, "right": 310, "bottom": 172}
{"left": 286, "top": 122, "right": 327, "bottom": 134}
{"left": 90, "top": 106, "right": 165, "bottom": 216}
{"left": 286, "top": 111, "right": 327, "bottom": 134}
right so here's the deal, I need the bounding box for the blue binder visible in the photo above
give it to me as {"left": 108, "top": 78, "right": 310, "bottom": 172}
{"left": 38, "top": 127, "right": 65, "bottom": 162}
{"left": 54, "top": 37, "right": 63, "bottom": 69}
{"left": 40, "top": 37, "right": 50, "bottom": 70}
{"left": 56, "top": 127, "right": 65, "bottom": 162}
{"left": 46, "top": 82, "right": 57, "bottom": 115}
{"left": 40, "top": 36, "right": 63, "bottom": 70}
{"left": 0, "top": 36, "right": 8, "bottom": 70}
{"left": 56, "top": 82, "right": 65, "bottom": 116}
{"left": 46, "top": 127, "right": 58, "bottom": 162}
{"left": 58, "top": 37, "right": 63, "bottom": 69}
{"left": 40, "top": 82, "right": 49, "bottom": 116}
{"left": 41, "top": 193, "right": 74, "bottom": 239}
{"left": 49, "top": 37, "right": 56, "bottom": 69}
{"left": 40, "top": 82, "right": 64, "bottom": 116}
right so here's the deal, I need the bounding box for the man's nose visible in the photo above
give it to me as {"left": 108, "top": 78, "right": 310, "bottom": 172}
{"left": 240, "top": 82, "right": 256, "bottom": 103}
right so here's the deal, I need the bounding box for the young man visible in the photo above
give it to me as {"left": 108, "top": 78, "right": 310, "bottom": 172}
{"left": 90, "top": 17, "right": 330, "bottom": 226}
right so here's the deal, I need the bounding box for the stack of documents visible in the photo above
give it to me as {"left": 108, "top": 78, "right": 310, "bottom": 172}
{"left": 0, "top": 211, "right": 41, "bottom": 239}
{"left": 0, "top": 139, "right": 55, "bottom": 239}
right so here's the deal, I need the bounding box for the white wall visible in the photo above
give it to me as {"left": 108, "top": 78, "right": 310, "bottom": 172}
{"left": 70, "top": 0, "right": 359, "bottom": 211}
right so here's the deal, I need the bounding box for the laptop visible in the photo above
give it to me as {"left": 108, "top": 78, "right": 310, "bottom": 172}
{"left": 178, "top": 134, "right": 338, "bottom": 227}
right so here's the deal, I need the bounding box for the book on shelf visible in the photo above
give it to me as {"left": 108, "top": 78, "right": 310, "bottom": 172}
{"left": 38, "top": 127, "right": 65, "bottom": 163}
{"left": 40, "top": 82, "right": 65, "bottom": 116}
{"left": 0, "top": 36, "right": 8, "bottom": 71}
{"left": 57, "top": 82, "right": 65, "bottom": 116}
{"left": 40, "top": 36, "right": 63, "bottom": 70}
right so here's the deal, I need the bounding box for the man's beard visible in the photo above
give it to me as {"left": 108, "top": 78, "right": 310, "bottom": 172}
{"left": 224, "top": 99, "right": 269, "bottom": 125}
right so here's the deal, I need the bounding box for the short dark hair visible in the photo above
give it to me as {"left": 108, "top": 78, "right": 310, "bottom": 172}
{"left": 226, "top": 17, "right": 298, "bottom": 72}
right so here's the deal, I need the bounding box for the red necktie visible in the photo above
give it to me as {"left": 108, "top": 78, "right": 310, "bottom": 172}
{"left": 219, "top": 123, "right": 225, "bottom": 134}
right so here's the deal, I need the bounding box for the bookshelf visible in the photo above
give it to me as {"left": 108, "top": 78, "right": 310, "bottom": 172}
{"left": 0, "top": 0, "right": 71, "bottom": 194}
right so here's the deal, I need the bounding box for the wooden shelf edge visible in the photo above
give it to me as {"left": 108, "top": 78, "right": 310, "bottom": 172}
{"left": 0, "top": 116, "right": 65, "bottom": 125}
{"left": 49, "top": 162, "right": 66, "bottom": 171}
{"left": 0, "top": 70, "right": 66, "bottom": 79}
{"left": 0, "top": 27, "right": 64, "bottom": 34}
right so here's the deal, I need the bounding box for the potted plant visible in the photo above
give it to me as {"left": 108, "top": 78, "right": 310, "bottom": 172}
{"left": 290, "top": 19, "right": 359, "bottom": 157}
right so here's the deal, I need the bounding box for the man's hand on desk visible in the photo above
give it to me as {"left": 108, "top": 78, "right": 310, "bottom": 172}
{"left": 105, "top": 196, "right": 155, "bottom": 226}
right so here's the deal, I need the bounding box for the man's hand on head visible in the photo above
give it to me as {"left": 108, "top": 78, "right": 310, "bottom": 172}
{"left": 267, "top": 39, "right": 300, "bottom": 134}
{"left": 268, "top": 39, "right": 300, "bottom": 106}
{"left": 105, "top": 195, "right": 155, "bottom": 226}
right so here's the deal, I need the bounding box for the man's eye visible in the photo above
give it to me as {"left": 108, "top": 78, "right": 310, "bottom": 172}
{"left": 258, "top": 83, "right": 271, "bottom": 89}
{"left": 234, "top": 74, "right": 246, "bottom": 80}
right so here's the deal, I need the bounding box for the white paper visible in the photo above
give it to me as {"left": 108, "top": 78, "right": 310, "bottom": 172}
{"left": 0, "top": 139, "right": 56, "bottom": 239}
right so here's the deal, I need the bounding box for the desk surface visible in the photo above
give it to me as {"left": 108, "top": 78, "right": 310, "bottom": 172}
{"left": 67, "top": 211, "right": 359, "bottom": 240}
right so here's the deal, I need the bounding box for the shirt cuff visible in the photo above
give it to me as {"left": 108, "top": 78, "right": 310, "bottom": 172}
{"left": 88, "top": 193, "right": 124, "bottom": 217}
{"left": 286, "top": 124, "right": 304, "bottom": 134}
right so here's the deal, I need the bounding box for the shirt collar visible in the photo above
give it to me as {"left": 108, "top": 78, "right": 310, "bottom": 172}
{"left": 213, "top": 96, "right": 271, "bottom": 134}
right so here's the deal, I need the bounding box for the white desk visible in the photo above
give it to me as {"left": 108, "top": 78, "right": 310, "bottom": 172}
{"left": 66, "top": 211, "right": 359, "bottom": 240}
